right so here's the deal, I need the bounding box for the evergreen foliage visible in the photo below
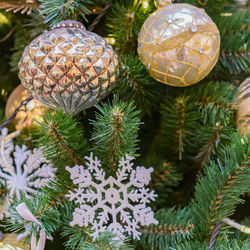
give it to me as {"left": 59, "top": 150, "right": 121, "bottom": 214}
{"left": 145, "top": 155, "right": 183, "bottom": 207}
{"left": 176, "top": 237, "right": 250, "bottom": 250}
{"left": 0, "top": 0, "right": 249, "bottom": 249}
{"left": 7, "top": 191, "right": 60, "bottom": 242}
{"left": 187, "top": 81, "right": 237, "bottom": 126}
{"left": 190, "top": 133, "right": 250, "bottom": 240}
{"left": 160, "top": 95, "right": 200, "bottom": 160}
{"left": 80, "top": 232, "right": 134, "bottom": 250}
{"left": 39, "top": 0, "right": 91, "bottom": 27}
{"left": 90, "top": 96, "right": 141, "bottom": 171}
{"left": 194, "top": 124, "right": 235, "bottom": 166}
{"left": 139, "top": 207, "right": 194, "bottom": 249}
{"left": 35, "top": 110, "right": 88, "bottom": 168}
{"left": 213, "top": 8, "right": 250, "bottom": 79}
{"left": 106, "top": 0, "right": 152, "bottom": 52}
{"left": 114, "top": 53, "right": 162, "bottom": 116}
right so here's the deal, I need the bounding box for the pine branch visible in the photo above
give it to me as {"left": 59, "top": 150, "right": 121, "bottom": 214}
{"left": 62, "top": 225, "right": 90, "bottom": 250}
{"left": 160, "top": 96, "right": 200, "bottom": 160}
{"left": 90, "top": 96, "right": 140, "bottom": 172}
{"left": 150, "top": 160, "right": 182, "bottom": 191}
{"left": 175, "top": 237, "right": 250, "bottom": 250}
{"left": 80, "top": 232, "right": 134, "bottom": 250}
{"left": 106, "top": 0, "right": 153, "bottom": 52}
{"left": 217, "top": 9, "right": 249, "bottom": 53}
{"left": 6, "top": 191, "right": 61, "bottom": 242}
{"left": 194, "top": 123, "right": 235, "bottom": 166}
{"left": 39, "top": 0, "right": 92, "bottom": 27}
{"left": 185, "top": 81, "right": 237, "bottom": 126}
{"left": 212, "top": 9, "right": 250, "bottom": 79}
{"left": 190, "top": 133, "right": 250, "bottom": 240}
{"left": 114, "top": 53, "right": 163, "bottom": 116}
{"left": 143, "top": 154, "right": 182, "bottom": 207}
{"left": 139, "top": 207, "right": 194, "bottom": 250}
{"left": 35, "top": 110, "right": 88, "bottom": 169}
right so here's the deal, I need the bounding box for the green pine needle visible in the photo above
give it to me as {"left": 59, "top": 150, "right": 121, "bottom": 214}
{"left": 106, "top": 0, "right": 152, "bottom": 51}
{"left": 139, "top": 207, "right": 194, "bottom": 249}
{"left": 114, "top": 53, "right": 163, "bottom": 116}
{"left": 39, "top": 0, "right": 92, "bottom": 27}
{"left": 35, "top": 109, "right": 88, "bottom": 169}
{"left": 185, "top": 81, "right": 237, "bottom": 126}
{"left": 90, "top": 96, "right": 140, "bottom": 172}
{"left": 160, "top": 95, "right": 200, "bottom": 161}
{"left": 7, "top": 191, "right": 61, "bottom": 242}
{"left": 190, "top": 133, "right": 250, "bottom": 240}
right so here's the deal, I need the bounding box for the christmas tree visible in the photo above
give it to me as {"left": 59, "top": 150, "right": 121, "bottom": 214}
{"left": 0, "top": 0, "right": 249, "bottom": 249}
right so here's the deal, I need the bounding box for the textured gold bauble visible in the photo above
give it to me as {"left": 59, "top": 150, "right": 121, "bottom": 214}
{"left": 0, "top": 233, "right": 29, "bottom": 250}
{"left": 5, "top": 84, "right": 47, "bottom": 130}
{"left": 237, "top": 77, "right": 250, "bottom": 136}
{"left": 18, "top": 20, "right": 118, "bottom": 115}
{"left": 138, "top": 3, "right": 220, "bottom": 87}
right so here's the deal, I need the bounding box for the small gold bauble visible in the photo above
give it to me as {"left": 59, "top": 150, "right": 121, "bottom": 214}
{"left": 237, "top": 77, "right": 250, "bottom": 136}
{"left": 18, "top": 20, "right": 118, "bottom": 115}
{"left": 0, "top": 234, "right": 29, "bottom": 250}
{"left": 138, "top": 3, "right": 220, "bottom": 87}
{"left": 5, "top": 84, "right": 47, "bottom": 130}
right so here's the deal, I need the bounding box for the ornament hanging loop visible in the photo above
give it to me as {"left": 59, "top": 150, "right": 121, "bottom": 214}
{"left": 156, "top": 0, "right": 172, "bottom": 8}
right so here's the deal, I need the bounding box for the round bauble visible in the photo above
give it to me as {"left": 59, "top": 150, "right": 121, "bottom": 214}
{"left": 5, "top": 84, "right": 47, "bottom": 130}
{"left": 235, "top": 0, "right": 248, "bottom": 7}
{"left": 18, "top": 20, "right": 118, "bottom": 115}
{"left": 137, "top": 1, "right": 220, "bottom": 87}
{"left": 0, "top": 233, "right": 29, "bottom": 250}
{"left": 237, "top": 77, "right": 250, "bottom": 136}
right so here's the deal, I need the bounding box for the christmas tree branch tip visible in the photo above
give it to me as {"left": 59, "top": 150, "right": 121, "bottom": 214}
{"left": 39, "top": 0, "right": 91, "bottom": 27}
{"left": 35, "top": 109, "right": 88, "bottom": 168}
{"left": 90, "top": 96, "right": 141, "bottom": 171}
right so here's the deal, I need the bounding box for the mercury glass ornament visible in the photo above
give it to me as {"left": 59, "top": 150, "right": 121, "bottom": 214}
{"left": 237, "top": 77, "right": 250, "bottom": 136}
{"left": 5, "top": 84, "right": 47, "bottom": 130}
{"left": 137, "top": 1, "right": 220, "bottom": 87}
{"left": 18, "top": 20, "right": 118, "bottom": 115}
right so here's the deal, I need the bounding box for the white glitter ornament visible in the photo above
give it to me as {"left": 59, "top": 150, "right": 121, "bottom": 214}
{"left": 66, "top": 153, "right": 158, "bottom": 240}
{"left": 0, "top": 128, "right": 56, "bottom": 201}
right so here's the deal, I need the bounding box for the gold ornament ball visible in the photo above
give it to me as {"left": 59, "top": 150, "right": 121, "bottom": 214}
{"left": 138, "top": 1, "right": 220, "bottom": 87}
{"left": 237, "top": 77, "right": 250, "bottom": 136}
{"left": 5, "top": 84, "right": 47, "bottom": 130}
{"left": 0, "top": 234, "right": 29, "bottom": 250}
{"left": 18, "top": 20, "right": 118, "bottom": 115}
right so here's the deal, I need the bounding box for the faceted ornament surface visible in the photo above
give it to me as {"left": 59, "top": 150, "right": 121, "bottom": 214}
{"left": 19, "top": 20, "right": 118, "bottom": 115}
{"left": 138, "top": 3, "right": 220, "bottom": 87}
{"left": 237, "top": 77, "right": 250, "bottom": 136}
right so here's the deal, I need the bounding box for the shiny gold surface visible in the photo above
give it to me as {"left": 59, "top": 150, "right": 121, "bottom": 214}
{"left": 237, "top": 78, "right": 250, "bottom": 136}
{"left": 0, "top": 234, "right": 29, "bottom": 250}
{"left": 19, "top": 20, "right": 118, "bottom": 115}
{"left": 5, "top": 84, "right": 47, "bottom": 130}
{"left": 138, "top": 3, "right": 220, "bottom": 87}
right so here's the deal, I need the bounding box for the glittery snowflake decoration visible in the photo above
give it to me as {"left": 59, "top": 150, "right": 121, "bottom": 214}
{"left": 66, "top": 153, "right": 158, "bottom": 240}
{"left": 0, "top": 128, "right": 56, "bottom": 200}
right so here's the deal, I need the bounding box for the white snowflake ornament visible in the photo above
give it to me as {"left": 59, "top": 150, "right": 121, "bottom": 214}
{"left": 66, "top": 153, "right": 158, "bottom": 240}
{"left": 0, "top": 128, "right": 56, "bottom": 200}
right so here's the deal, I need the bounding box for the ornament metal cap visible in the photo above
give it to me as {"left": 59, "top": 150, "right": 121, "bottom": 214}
{"left": 52, "top": 20, "right": 86, "bottom": 30}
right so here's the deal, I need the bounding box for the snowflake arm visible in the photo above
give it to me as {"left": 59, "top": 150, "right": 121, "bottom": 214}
{"left": 0, "top": 128, "right": 56, "bottom": 205}
{"left": 0, "top": 129, "right": 19, "bottom": 175}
